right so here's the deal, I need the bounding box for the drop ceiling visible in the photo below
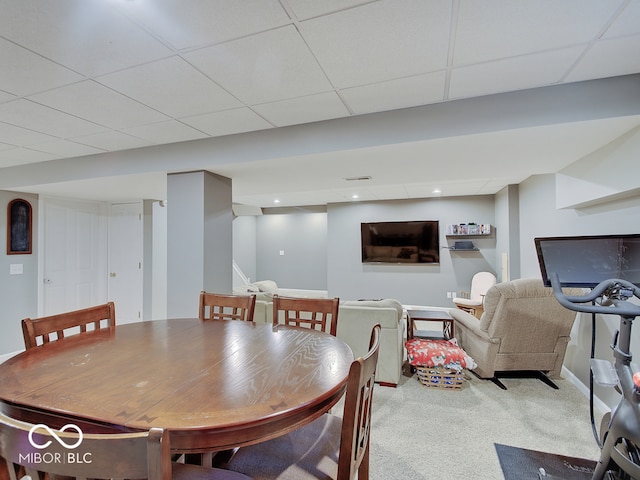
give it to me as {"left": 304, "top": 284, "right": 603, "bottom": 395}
{"left": 1, "top": 0, "right": 640, "bottom": 207}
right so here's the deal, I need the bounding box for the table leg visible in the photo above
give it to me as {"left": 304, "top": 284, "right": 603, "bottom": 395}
{"left": 443, "top": 320, "right": 454, "bottom": 340}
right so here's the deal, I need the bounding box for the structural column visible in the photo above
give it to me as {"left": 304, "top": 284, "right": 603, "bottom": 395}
{"left": 166, "top": 171, "right": 233, "bottom": 317}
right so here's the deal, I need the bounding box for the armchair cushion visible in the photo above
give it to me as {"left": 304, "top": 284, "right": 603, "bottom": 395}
{"left": 251, "top": 280, "right": 279, "bottom": 293}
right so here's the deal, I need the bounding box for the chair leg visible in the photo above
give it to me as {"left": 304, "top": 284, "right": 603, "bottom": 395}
{"left": 490, "top": 376, "right": 507, "bottom": 390}
{"left": 485, "top": 371, "right": 560, "bottom": 390}
{"left": 533, "top": 371, "right": 559, "bottom": 389}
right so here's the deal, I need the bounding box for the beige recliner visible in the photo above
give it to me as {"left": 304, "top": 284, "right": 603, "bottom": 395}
{"left": 449, "top": 278, "right": 582, "bottom": 389}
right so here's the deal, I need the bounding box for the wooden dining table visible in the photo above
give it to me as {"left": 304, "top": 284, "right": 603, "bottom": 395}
{"left": 0, "top": 318, "right": 354, "bottom": 453}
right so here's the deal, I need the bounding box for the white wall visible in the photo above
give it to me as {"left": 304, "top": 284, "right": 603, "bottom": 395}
{"left": 256, "top": 212, "right": 327, "bottom": 290}
{"left": 233, "top": 215, "right": 257, "bottom": 286}
{"left": 0, "top": 191, "right": 38, "bottom": 354}
{"left": 519, "top": 173, "right": 640, "bottom": 407}
{"left": 327, "top": 196, "right": 496, "bottom": 305}
{"left": 167, "top": 171, "right": 233, "bottom": 318}
{"left": 151, "top": 201, "right": 167, "bottom": 320}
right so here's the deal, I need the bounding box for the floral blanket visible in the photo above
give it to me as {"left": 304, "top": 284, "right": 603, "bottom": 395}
{"left": 405, "top": 338, "right": 477, "bottom": 370}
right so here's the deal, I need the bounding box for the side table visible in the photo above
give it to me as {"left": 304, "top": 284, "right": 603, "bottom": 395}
{"left": 407, "top": 309, "right": 454, "bottom": 340}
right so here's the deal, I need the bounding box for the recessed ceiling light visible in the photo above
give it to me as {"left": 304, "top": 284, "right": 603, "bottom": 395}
{"left": 274, "top": 199, "right": 280, "bottom": 204}
{"left": 432, "top": 188, "right": 442, "bottom": 194}
{"left": 352, "top": 194, "right": 359, "bottom": 199}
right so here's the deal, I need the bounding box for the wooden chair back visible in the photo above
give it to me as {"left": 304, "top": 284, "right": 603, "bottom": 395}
{"left": 272, "top": 295, "right": 340, "bottom": 336}
{"left": 21, "top": 302, "right": 116, "bottom": 350}
{"left": 0, "top": 411, "right": 170, "bottom": 480}
{"left": 338, "top": 324, "right": 381, "bottom": 480}
{"left": 199, "top": 292, "right": 256, "bottom": 322}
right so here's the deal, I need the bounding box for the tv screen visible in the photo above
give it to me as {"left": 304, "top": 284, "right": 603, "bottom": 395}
{"left": 361, "top": 221, "right": 439, "bottom": 264}
{"left": 535, "top": 234, "right": 640, "bottom": 288}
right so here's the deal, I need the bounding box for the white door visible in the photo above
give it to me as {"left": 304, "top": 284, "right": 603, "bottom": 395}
{"left": 41, "top": 197, "right": 107, "bottom": 316}
{"left": 108, "top": 202, "right": 143, "bottom": 324}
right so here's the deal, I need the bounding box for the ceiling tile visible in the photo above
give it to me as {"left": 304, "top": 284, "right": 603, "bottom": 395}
{"left": 0, "top": 0, "right": 172, "bottom": 77}
{"left": 0, "top": 37, "right": 82, "bottom": 96}
{"left": 341, "top": 71, "right": 446, "bottom": 114}
{"left": 449, "top": 47, "right": 584, "bottom": 99}
{"left": 454, "top": 0, "right": 625, "bottom": 65}
{"left": 0, "top": 147, "right": 56, "bottom": 167}
{"left": 116, "top": 0, "right": 290, "bottom": 50}
{"left": 604, "top": 0, "right": 640, "bottom": 38}
{"left": 253, "top": 92, "right": 350, "bottom": 127}
{"left": 180, "top": 108, "right": 273, "bottom": 137}
{"left": 120, "top": 120, "right": 209, "bottom": 145}
{"left": 72, "top": 131, "right": 152, "bottom": 151}
{"left": 184, "top": 26, "right": 333, "bottom": 104}
{"left": 370, "top": 185, "right": 411, "bottom": 201}
{"left": 287, "top": 0, "right": 373, "bottom": 20}
{"left": 0, "top": 99, "right": 107, "bottom": 138}
{"left": 405, "top": 181, "right": 490, "bottom": 197}
{"left": 331, "top": 190, "right": 378, "bottom": 203}
{"left": 0, "top": 1, "right": 639, "bottom": 207}
{"left": 0, "top": 122, "right": 58, "bottom": 146}
{"left": 0, "top": 91, "right": 16, "bottom": 103}
{"left": 29, "top": 140, "right": 105, "bottom": 158}
{"left": 30, "top": 81, "right": 169, "bottom": 129}
{"left": 299, "top": 0, "right": 452, "bottom": 88}
{"left": 565, "top": 35, "right": 640, "bottom": 83}
{"left": 97, "top": 56, "right": 243, "bottom": 118}
{"left": 14, "top": 172, "right": 167, "bottom": 203}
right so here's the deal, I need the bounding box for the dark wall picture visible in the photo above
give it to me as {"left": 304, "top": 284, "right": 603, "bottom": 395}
{"left": 7, "top": 199, "right": 32, "bottom": 255}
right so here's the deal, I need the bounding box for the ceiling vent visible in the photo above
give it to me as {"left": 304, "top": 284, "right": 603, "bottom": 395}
{"left": 344, "top": 176, "right": 372, "bottom": 181}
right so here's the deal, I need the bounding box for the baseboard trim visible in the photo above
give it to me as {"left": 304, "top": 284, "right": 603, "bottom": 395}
{"left": 562, "top": 365, "right": 609, "bottom": 415}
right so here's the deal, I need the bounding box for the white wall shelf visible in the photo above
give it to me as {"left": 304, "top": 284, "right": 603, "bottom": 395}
{"left": 445, "top": 223, "right": 492, "bottom": 236}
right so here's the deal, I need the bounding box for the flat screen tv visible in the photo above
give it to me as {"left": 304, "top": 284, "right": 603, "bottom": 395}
{"left": 361, "top": 221, "right": 439, "bottom": 264}
{"left": 535, "top": 234, "right": 640, "bottom": 288}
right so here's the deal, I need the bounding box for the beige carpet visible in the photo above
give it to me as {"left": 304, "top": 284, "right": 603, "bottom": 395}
{"left": 365, "top": 368, "right": 603, "bottom": 479}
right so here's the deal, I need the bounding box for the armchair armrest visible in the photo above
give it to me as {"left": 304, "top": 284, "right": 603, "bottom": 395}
{"left": 448, "top": 308, "right": 498, "bottom": 344}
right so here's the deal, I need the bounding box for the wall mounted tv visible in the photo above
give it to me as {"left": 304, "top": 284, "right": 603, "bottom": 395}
{"left": 361, "top": 221, "right": 440, "bottom": 264}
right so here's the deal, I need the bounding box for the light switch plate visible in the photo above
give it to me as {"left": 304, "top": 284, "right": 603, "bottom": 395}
{"left": 10, "top": 264, "right": 23, "bottom": 275}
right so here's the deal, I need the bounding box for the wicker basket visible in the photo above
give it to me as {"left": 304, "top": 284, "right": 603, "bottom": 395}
{"left": 415, "top": 366, "right": 465, "bottom": 390}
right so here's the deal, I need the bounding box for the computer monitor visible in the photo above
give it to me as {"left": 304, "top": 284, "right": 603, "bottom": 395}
{"left": 535, "top": 234, "right": 640, "bottom": 288}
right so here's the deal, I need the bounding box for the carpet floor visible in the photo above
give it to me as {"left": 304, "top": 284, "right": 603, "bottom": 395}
{"left": 363, "top": 367, "right": 603, "bottom": 479}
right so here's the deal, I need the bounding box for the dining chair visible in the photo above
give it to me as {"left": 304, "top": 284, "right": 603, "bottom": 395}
{"left": 199, "top": 291, "right": 257, "bottom": 322}
{"left": 0, "top": 412, "right": 252, "bottom": 480}
{"left": 272, "top": 295, "right": 340, "bottom": 336}
{"left": 222, "top": 324, "right": 381, "bottom": 480}
{"left": 21, "top": 302, "right": 116, "bottom": 350}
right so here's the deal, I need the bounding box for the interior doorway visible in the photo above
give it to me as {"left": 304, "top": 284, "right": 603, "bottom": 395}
{"left": 108, "top": 202, "right": 143, "bottom": 324}
{"left": 40, "top": 197, "right": 108, "bottom": 316}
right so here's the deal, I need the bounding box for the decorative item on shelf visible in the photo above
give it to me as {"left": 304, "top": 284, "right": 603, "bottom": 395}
{"left": 446, "top": 223, "right": 491, "bottom": 236}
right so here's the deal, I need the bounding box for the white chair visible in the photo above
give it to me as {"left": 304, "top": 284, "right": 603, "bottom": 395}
{"left": 453, "top": 272, "right": 496, "bottom": 319}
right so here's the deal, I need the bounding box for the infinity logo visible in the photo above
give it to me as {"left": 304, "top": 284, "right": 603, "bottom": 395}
{"left": 28, "top": 424, "right": 83, "bottom": 450}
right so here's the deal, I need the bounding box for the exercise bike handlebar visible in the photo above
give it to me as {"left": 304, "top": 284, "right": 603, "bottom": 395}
{"left": 549, "top": 272, "right": 640, "bottom": 318}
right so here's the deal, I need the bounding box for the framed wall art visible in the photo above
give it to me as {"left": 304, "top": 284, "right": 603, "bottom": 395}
{"left": 7, "top": 198, "right": 32, "bottom": 255}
